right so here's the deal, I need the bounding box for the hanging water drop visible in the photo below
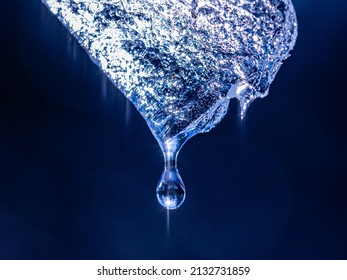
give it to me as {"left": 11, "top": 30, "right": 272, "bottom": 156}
{"left": 156, "top": 138, "right": 186, "bottom": 210}
{"left": 156, "top": 165, "right": 186, "bottom": 210}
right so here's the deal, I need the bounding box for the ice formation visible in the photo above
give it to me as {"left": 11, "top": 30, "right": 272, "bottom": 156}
{"left": 43, "top": 0, "right": 297, "bottom": 209}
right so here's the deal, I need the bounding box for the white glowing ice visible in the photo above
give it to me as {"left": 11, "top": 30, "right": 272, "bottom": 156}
{"left": 43, "top": 0, "right": 297, "bottom": 147}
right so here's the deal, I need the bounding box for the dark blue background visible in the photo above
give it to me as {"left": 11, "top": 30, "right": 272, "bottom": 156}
{"left": 0, "top": 0, "right": 346, "bottom": 259}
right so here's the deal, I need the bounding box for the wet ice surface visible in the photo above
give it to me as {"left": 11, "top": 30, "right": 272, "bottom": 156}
{"left": 43, "top": 0, "right": 297, "bottom": 209}
{"left": 43, "top": 0, "right": 297, "bottom": 145}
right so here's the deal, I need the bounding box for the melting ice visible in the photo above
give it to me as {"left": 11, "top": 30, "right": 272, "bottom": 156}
{"left": 43, "top": 0, "right": 298, "bottom": 209}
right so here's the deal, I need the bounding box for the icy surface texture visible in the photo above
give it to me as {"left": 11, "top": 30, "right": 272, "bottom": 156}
{"left": 43, "top": 0, "right": 297, "bottom": 148}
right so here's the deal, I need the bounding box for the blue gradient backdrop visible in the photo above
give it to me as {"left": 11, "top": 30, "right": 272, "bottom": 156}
{"left": 0, "top": 0, "right": 346, "bottom": 259}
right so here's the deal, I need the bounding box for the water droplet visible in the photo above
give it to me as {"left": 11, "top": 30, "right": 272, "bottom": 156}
{"left": 156, "top": 166, "right": 186, "bottom": 210}
{"left": 156, "top": 138, "right": 186, "bottom": 210}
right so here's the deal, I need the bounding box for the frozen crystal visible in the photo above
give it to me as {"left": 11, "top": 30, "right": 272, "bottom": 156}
{"left": 43, "top": 0, "right": 297, "bottom": 147}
